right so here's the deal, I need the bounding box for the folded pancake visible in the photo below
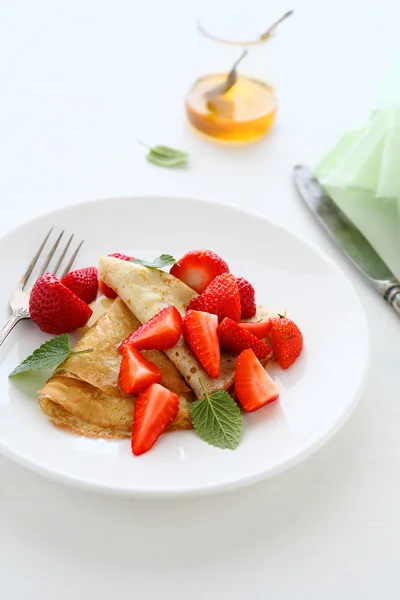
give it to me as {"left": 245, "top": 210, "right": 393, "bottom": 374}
{"left": 99, "top": 257, "right": 279, "bottom": 399}
{"left": 38, "top": 297, "right": 194, "bottom": 438}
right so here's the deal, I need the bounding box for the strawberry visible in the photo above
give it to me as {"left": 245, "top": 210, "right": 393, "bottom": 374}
{"left": 238, "top": 320, "right": 272, "bottom": 338}
{"left": 236, "top": 277, "right": 256, "bottom": 319}
{"left": 99, "top": 253, "right": 133, "bottom": 298}
{"left": 132, "top": 383, "right": 179, "bottom": 456}
{"left": 61, "top": 266, "right": 98, "bottom": 304}
{"left": 170, "top": 250, "right": 229, "bottom": 294}
{"left": 217, "top": 317, "right": 273, "bottom": 360}
{"left": 187, "top": 273, "right": 241, "bottom": 322}
{"left": 183, "top": 310, "right": 220, "bottom": 379}
{"left": 29, "top": 272, "right": 92, "bottom": 334}
{"left": 234, "top": 349, "right": 279, "bottom": 412}
{"left": 269, "top": 317, "right": 303, "bottom": 369}
{"left": 118, "top": 346, "right": 162, "bottom": 395}
{"left": 119, "top": 306, "right": 182, "bottom": 352}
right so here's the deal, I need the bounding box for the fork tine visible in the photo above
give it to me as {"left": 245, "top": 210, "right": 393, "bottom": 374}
{"left": 53, "top": 234, "right": 74, "bottom": 277}
{"left": 19, "top": 227, "right": 54, "bottom": 290}
{"left": 60, "top": 239, "right": 84, "bottom": 279}
{"left": 38, "top": 230, "right": 65, "bottom": 277}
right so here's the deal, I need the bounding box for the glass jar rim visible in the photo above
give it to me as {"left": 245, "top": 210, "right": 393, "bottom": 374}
{"left": 197, "top": 9, "right": 293, "bottom": 47}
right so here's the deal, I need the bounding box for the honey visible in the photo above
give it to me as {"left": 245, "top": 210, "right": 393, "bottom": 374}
{"left": 185, "top": 73, "right": 277, "bottom": 143}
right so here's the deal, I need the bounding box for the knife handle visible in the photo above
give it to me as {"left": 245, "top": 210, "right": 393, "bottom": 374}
{"left": 383, "top": 284, "right": 400, "bottom": 317}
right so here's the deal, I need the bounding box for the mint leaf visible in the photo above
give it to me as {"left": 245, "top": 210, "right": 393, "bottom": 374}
{"left": 190, "top": 379, "right": 242, "bottom": 450}
{"left": 9, "top": 334, "right": 93, "bottom": 377}
{"left": 130, "top": 254, "right": 176, "bottom": 269}
{"left": 138, "top": 141, "right": 189, "bottom": 168}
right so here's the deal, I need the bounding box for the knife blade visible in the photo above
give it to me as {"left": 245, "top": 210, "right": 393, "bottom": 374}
{"left": 293, "top": 165, "right": 400, "bottom": 317}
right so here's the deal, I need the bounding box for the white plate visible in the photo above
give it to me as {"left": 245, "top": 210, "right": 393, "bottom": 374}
{"left": 0, "top": 196, "right": 369, "bottom": 497}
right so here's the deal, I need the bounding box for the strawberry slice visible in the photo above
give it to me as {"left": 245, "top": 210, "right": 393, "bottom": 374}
{"left": 238, "top": 320, "right": 272, "bottom": 339}
{"left": 119, "top": 306, "right": 182, "bottom": 352}
{"left": 118, "top": 346, "right": 162, "bottom": 395}
{"left": 234, "top": 349, "right": 279, "bottom": 412}
{"left": 183, "top": 310, "right": 220, "bottom": 379}
{"left": 217, "top": 317, "right": 273, "bottom": 359}
{"left": 187, "top": 273, "right": 241, "bottom": 322}
{"left": 61, "top": 266, "right": 99, "bottom": 304}
{"left": 269, "top": 317, "right": 303, "bottom": 369}
{"left": 132, "top": 383, "right": 180, "bottom": 456}
{"left": 99, "top": 253, "right": 133, "bottom": 299}
{"left": 170, "top": 249, "right": 229, "bottom": 294}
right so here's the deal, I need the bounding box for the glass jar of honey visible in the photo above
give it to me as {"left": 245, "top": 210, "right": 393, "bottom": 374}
{"left": 185, "top": 10, "right": 292, "bottom": 143}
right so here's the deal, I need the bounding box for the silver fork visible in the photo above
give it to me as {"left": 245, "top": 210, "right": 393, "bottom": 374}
{"left": 0, "top": 228, "right": 84, "bottom": 347}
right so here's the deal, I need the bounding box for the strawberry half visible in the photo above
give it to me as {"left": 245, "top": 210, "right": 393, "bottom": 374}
{"left": 238, "top": 320, "right": 272, "bottom": 339}
{"left": 119, "top": 306, "right": 182, "bottom": 352}
{"left": 183, "top": 310, "right": 220, "bottom": 379}
{"left": 187, "top": 273, "right": 241, "bottom": 322}
{"left": 118, "top": 346, "right": 162, "bottom": 395}
{"left": 236, "top": 277, "right": 256, "bottom": 319}
{"left": 61, "top": 266, "right": 99, "bottom": 304}
{"left": 235, "top": 349, "right": 279, "bottom": 412}
{"left": 29, "top": 272, "right": 93, "bottom": 334}
{"left": 269, "top": 317, "right": 303, "bottom": 369}
{"left": 217, "top": 317, "right": 273, "bottom": 360}
{"left": 132, "top": 383, "right": 180, "bottom": 456}
{"left": 99, "top": 253, "right": 133, "bottom": 299}
{"left": 170, "top": 249, "right": 229, "bottom": 294}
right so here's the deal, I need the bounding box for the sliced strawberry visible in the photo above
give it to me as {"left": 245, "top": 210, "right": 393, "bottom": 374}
{"left": 269, "top": 317, "right": 303, "bottom": 369}
{"left": 217, "top": 317, "right": 273, "bottom": 359}
{"left": 238, "top": 320, "right": 272, "bottom": 338}
{"left": 99, "top": 253, "right": 133, "bottom": 299}
{"left": 236, "top": 277, "right": 256, "bottom": 319}
{"left": 235, "top": 349, "right": 279, "bottom": 412}
{"left": 119, "top": 306, "right": 182, "bottom": 352}
{"left": 118, "top": 346, "right": 162, "bottom": 395}
{"left": 187, "top": 273, "right": 241, "bottom": 322}
{"left": 61, "top": 266, "right": 99, "bottom": 304}
{"left": 29, "top": 272, "right": 92, "bottom": 334}
{"left": 170, "top": 249, "right": 229, "bottom": 293}
{"left": 183, "top": 310, "right": 220, "bottom": 378}
{"left": 132, "top": 383, "right": 180, "bottom": 456}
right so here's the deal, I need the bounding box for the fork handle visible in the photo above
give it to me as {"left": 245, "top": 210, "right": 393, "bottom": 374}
{"left": 0, "top": 313, "right": 24, "bottom": 347}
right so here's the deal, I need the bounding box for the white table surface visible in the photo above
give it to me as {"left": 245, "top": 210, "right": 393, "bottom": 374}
{"left": 1, "top": 1, "right": 400, "bottom": 598}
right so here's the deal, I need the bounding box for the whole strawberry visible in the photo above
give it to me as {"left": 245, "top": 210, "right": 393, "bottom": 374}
{"left": 29, "top": 272, "right": 93, "bottom": 334}
{"left": 61, "top": 266, "right": 98, "bottom": 304}
{"left": 187, "top": 273, "right": 241, "bottom": 322}
{"left": 170, "top": 249, "right": 229, "bottom": 294}
{"left": 269, "top": 317, "right": 303, "bottom": 369}
{"left": 99, "top": 253, "right": 133, "bottom": 299}
{"left": 236, "top": 277, "right": 256, "bottom": 319}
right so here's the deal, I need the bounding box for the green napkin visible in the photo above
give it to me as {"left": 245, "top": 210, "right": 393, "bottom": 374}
{"left": 315, "top": 107, "right": 400, "bottom": 280}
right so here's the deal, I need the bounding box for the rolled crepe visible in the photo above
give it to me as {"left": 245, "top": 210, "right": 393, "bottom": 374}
{"left": 38, "top": 298, "right": 194, "bottom": 438}
{"left": 98, "top": 257, "right": 278, "bottom": 399}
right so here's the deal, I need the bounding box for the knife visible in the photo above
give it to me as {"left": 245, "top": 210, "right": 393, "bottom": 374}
{"left": 293, "top": 165, "right": 400, "bottom": 317}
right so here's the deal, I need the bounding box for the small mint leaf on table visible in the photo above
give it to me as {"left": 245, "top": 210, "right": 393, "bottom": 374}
{"left": 130, "top": 254, "right": 176, "bottom": 269}
{"left": 138, "top": 141, "right": 189, "bottom": 168}
{"left": 9, "top": 334, "right": 93, "bottom": 377}
{"left": 190, "top": 378, "right": 242, "bottom": 450}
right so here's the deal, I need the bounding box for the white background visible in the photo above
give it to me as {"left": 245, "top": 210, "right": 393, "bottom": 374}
{"left": 1, "top": 1, "right": 400, "bottom": 598}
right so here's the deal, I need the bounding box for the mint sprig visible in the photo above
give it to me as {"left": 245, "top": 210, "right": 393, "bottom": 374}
{"left": 190, "top": 378, "right": 242, "bottom": 450}
{"left": 138, "top": 141, "right": 189, "bottom": 168}
{"left": 130, "top": 254, "right": 176, "bottom": 269}
{"left": 9, "top": 334, "right": 93, "bottom": 377}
